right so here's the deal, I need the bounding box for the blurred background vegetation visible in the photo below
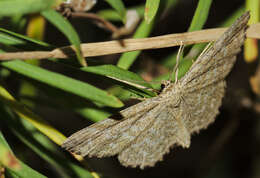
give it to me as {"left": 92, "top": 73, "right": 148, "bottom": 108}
{"left": 0, "top": 0, "right": 259, "bottom": 178}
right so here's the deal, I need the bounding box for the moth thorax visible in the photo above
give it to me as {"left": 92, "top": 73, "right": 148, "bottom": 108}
{"left": 66, "top": 0, "right": 97, "bottom": 12}
{"left": 162, "top": 81, "right": 183, "bottom": 97}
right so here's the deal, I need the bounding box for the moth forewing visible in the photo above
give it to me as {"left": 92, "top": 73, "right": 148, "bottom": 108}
{"left": 181, "top": 12, "right": 249, "bottom": 90}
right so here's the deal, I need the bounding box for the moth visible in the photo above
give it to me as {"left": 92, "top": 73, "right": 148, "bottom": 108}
{"left": 62, "top": 12, "right": 250, "bottom": 169}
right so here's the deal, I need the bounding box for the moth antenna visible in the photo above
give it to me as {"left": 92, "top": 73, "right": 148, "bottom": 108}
{"left": 170, "top": 42, "right": 185, "bottom": 84}
{"left": 197, "top": 41, "right": 213, "bottom": 59}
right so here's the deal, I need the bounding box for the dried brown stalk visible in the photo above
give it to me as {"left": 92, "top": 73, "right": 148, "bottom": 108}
{"left": 0, "top": 23, "right": 259, "bottom": 61}
{"left": 70, "top": 11, "right": 140, "bottom": 39}
{"left": 70, "top": 12, "right": 119, "bottom": 33}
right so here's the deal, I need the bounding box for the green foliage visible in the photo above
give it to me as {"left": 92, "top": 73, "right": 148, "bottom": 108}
{"left": 41, "top": 10, "right": 85, "bottom": 66}
{"left": 116, "top": 20, "right": 155, "bottom": 69}
{"left": 105, "top": 0, "right": 126, "bottom": 22}
{"left": 0, "top": 0, "right": 54, "bottom": 16}
{"left": 2, "top": 61, "right": 123, "bottom": 108}
{"left": 145, "top": 0, "right": 161, "bottom": 23}
{"left": 187, "top": 0, "right": 213, "bottom": 32}
{"left": 0, "top": 131, "right": 47, "bottom": 177}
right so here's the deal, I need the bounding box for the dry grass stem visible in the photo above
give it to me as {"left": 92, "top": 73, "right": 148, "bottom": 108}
{"left": 0, "top": 23, "right": 259, "bottom": 61}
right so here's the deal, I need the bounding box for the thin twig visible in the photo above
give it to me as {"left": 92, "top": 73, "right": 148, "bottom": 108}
{"left": 71, "top": 11, "right": 140, "bottom": 39}
{"left": 70, "top": 12, "right": 119, "bottom": 33}
{"left": 0, "top": 23, "right": 259, "bottom": 61}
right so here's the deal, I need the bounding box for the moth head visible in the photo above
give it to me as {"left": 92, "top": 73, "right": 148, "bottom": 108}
{"left": 159, "top": 80, "right": 174, "bottom": 94}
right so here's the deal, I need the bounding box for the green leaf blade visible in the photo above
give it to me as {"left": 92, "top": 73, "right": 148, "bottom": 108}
{"left": 105, "top": 0, "right": 126, "bottom": 22}
{"left": 0, "top": 132, "right": 47, "bottom": 178}
{"left": 82, "top": 64, "right": 152, "bottom": 89}
{"left": 41, "top": 9, "right": 86, "bottom": 66}
{"left": 187, "top": 0, "right": 213, "bottom": 32}
{"left": 117, "top": 20, "right": 154, "bottom": 69}
{"left": 145, "top": 0, "right": 160, "bottom": 23}
{"left": 0, "top": 0, "right": 54, "bottom": 16}
{"left": 1, "top": 61, "right": 123, "bottom": 108}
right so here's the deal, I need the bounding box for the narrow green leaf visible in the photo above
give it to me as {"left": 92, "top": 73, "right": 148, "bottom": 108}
{"left": 1, "top": 61, "right": 123, "bottom": 108}
{"left": 82, "top": 64, "right": 156, "bottom": 98}
{"left": 0, "top": 84, "right": 67, "bottom": 145}
{"left": 81, "top": 64, "right": 152, "bottom": 89}
{"left": 0, "top": 106, "right": 93, "bottom": 178}
{"left": 18, "top": 83, "right": 112, "bottom": 122}
{"left": 105, "top": 0, "right": 126, "bottom": 22}
{"left": 246, "top": 0, "right": 259, "bottom": 24}
{"left": 98, "top": 5, "right": 145, "bottom": 21}
{"left": 117, "top": 20, "right": 154, "bottom": 70}
{"left": 245, "top": 1, "right": 258, "bottom": 62}
{"left": 0, "top": 0, "right": 54, "bottom": 16}
{"left": 162, "top": 0, "right": 212, "bottom": 69}
{"left": 0, "top": 132, "right": 46, "bottom": 178}
{"left": 108, "top": 85, "right": 155, "bottom": 101}
{"left": 77, "top": 107, "right": 111, "bottom": 122}
{"left": 0, "top": 28, "right": 51, "bottom": 48}
{"left": 41, "top": 9, "right": 86, "bottom": 66}
{"left": 164, "top": 0, "right": 179, "bottom": 9}
{"left": 0, "top": 32, "right": 26, "bottom": 46}
{"left": 98, "top": 9, "right": 122, "bottom": 21}
{"left": 187, "top": 0, "right": 213, "bottom": 32}
{"left": 145, "top": 0, "right": 160, "bottom": 23}
{"left": 116, "top": 0, "right": 178, "bottom": 70}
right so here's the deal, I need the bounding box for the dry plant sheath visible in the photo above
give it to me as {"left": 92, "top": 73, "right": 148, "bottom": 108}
{"left": 62, "top": 12, "right": 250, "bottom": 169}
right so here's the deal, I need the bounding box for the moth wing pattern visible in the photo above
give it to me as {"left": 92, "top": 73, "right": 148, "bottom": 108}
{"left": 182, "top": 80, "right": 226, "bottom": 134}
{"left": 118, "top": 102, "right": 191, "bottom": 168}
{"left": 62, "top": 97, "right": 161, "bottom": 157}
{"left": 81, "top": 102, "right": 162, "bottom": 158}
{"left": 181, "top": 12, "right": 249, "bottom": 92}
{"left": 62, "top": 118, "right": 119, "bottom": 154}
